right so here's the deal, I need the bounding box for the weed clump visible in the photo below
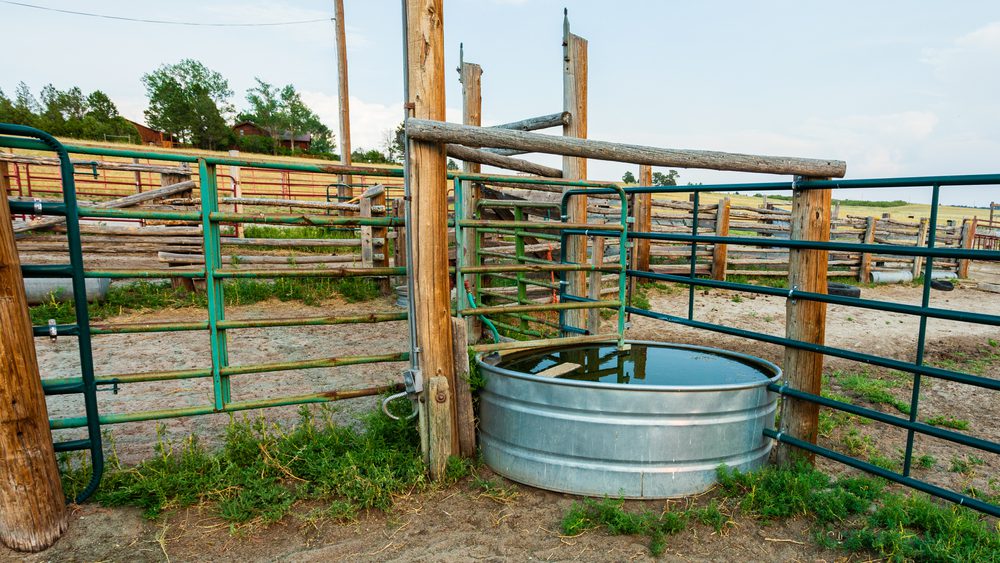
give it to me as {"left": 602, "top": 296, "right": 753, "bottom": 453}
{"left": 60, "top": 405, "right": 424, "bottom": 524}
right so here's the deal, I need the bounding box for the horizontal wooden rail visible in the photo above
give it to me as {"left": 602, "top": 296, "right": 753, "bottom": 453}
{"left": 407, "top": 118, "right": 847, "bottom": 177}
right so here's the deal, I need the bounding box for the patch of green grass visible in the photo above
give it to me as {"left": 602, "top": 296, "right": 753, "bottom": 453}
{"left": 730, "top": 294, "right": 743, "bottom": 304}
{"left": 241, "top": 225, "right": 359, "bottom": 254}
{"left": 59, "top": 405, "right": 425, "bottom": 524}
{"left": 725, "top": 274, "right": 788, "bottom": 289}
{"left": 949, "top": 454, "right": 985, "bottom": 475}
{"left": 924, "top": 416, "right": 971, "bottom": 431}
{"left": 561, "top": 497, "right": 686, "bottom": 556}
{"left": 715, "top": 463, "right": 999, "bottom": 561}
{"left": 915, "top": 454, "right": 937, "bottom": 470}
{"left": 835, "top": 371, "right": 911, "bottom": 415}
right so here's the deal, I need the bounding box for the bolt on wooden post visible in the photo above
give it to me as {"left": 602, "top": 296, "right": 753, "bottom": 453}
{"left": 777, "top": 178, "right": 831, "bottom": 465}
{"left": 0, "top": 168, "right": 68, "bottom": 552}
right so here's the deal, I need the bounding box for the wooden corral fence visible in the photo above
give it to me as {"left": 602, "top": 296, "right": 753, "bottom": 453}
{"left": 1, "top": 152, "right": 400, "bottom": 290}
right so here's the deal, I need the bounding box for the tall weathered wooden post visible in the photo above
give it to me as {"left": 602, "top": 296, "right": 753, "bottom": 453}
{"left": 0, "top": 167, "right": 68, "bottom": 551}
{"left": 776, "top": 178, "right": 831, "bottom": 465}
{"left": 333, "top": 0, "right": 354, "bottom": 204}
{"left": 459, "top": 49, "right": 483, "bottom": 342}
{"left": 405, "top": 0, "right": 458, "bottom": 478}
{"left": 561, "top": 10, "right": 589, "bottom": 333}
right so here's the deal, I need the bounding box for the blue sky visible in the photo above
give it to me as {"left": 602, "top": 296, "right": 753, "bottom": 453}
{"left": 2, "top": 1, "right": 999, "bottom": 205}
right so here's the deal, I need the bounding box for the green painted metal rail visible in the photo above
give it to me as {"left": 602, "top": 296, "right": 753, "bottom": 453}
{"left": 620, "top": 175, "right": 1000, "bottom": 518}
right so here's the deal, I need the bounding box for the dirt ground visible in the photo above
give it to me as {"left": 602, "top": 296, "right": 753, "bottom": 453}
{"left": 4, "top": 279, "right": 999, "bottom": 561}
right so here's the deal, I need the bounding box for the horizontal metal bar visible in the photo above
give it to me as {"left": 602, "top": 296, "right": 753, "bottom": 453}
{"left": 86, "top": 269, "right": 206, "bottom": 279}
{"left": 460, "top": 300, "right": 619, "bottom": 316}
{"left": 81, "top": 206, "right": 201, "bottom": 221}
{"left": 474, "top": 228, "right": 562, "bottom": 241}
{"left": 49, "top": 383, "right": 403, "bottom": 430}
{"left": 42, "top": 352, "right": 409, "bottom": 389}
{"left": 210, "top": 211, "right": 401, "bottom": 227}
{"left": 763, "top": 429, "right": 999, "bottom": 518}
{"left": 53, "top": 439, "right": 92, "bottom": 453}
{"left": 488, "top": 319, "right": 547, "bottom": 338}
{"left": 218, "top": 312, "right": 407, "bottom": 329}
{"left": 21, "top": 264, "right": 73, "bottom": 278}
{"left": 622, "top": 172, "right": 1000, "bottom": 194}
{"left": 598, "top": 230, "right": 996, "bottom": 261}
{"left": 9, "top": 201, "right": 67, "bottom": 216}
{"left": 628, "top": 270, "right": 1000, "bottom": 327}
{"left": 770, "top": 384, "right": 1000, "bottom": 455}
{"left": 624, "top": 306, "right": 1000, "bottom": 392}
{"left": 462, "top": 263, "right": 617, "bottom": 274}
{"left": 459, "top": 219, "right": 624, "bottom": 231}
{"left": 213, "top": 266, "right": 405, "bottom": 278}
{"left": 477, "top": 199, "right": 561, "bottom": 209}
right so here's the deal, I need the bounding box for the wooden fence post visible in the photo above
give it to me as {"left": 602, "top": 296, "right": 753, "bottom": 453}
{"left": 587, "top": 235, "right": 605, "bottom": 334}
{"left": 634, "top": 165, "right": 653, "bottom": 272}
{"left": 451, "top": 317, "right": 476, "bottom": 457}
{"left": 460, "top": 58, "right": 483, "bottom": 341}
{"left": 0, "top": 176, "right": 68, "bottom": 552}
{"left": 912, "top": 217, "right": 929, "bottom": 278}
{"left": 711, "top": 197, "right": 730, "bottom": 281}
{"left": 360, "top": 193, "right": 373, "bottom": 268}
{"left": 858, "top": 216, "right": 875, "bottom": 283}
{"left": 406, "top": 0, "right": 458, "bottom": 467}
{"left": 392, "top": 198, "right": 407, "bottom": 289}
{"left": 957, "top": 217, "right": 977, "bottom": 278}
{"left": 776, "top": 178, "right": 831, "bottom": 466}
{"left": 561, "top": 12, "right": 588, "bottom": 333}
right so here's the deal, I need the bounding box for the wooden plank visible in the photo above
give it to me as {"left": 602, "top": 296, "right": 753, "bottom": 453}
{"left": 0, "top": 170, "right": 68, "bottom": 551}
{"left": 562, "top": 17, "right": 589, "bottom": 332}
{"left": 407, "top": 0, "right": 458, "bottom": 462}
{"left": 446, "top": 144, "right": 562, "bottom": 177}
{"left": 451, "top": 317, "right": 476, "bottom": 457}
{"left": 912, "top": 217, "right": 929, "bottom": 277}
{"left": 427, "top": 376, "right": 453, "bottom": 480}
{"left": 634, "top": 165, "right": 653, "bottom": 272}
{"left": 12, "top": 179, "right": 196, "bottom": 233}
{"left": 711, "top": 197, "right": 731, "bottom": 280}
{"left": 536, "top": 362, "right": 581, "bottom": 378}
{"left": 858, "top": 216, "right": 876, "bottom": 282}
{"left": 0, "top": 152, "right": 187, "bottom": 175}
{"left": 776, "top": 179, "right": 831, "bottom": 466}
{"left": 958, "top": 217, "right": 976, "bottom": 278}
{"left": 359, "top": 194, "right": 374, "bottom": 268}
{"left": 406, "top": 118, "right": 848, "bottom": 177}
{"left": 460, "top": 59, "right": 484, "bottom": 341}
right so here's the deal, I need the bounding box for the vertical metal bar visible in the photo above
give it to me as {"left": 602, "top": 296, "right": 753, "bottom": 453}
{"left": 688, "top": 192, "right": 700, "bottom": 320}
{"left": 198, "top": 159, "right": 231, "bottom": 408}
{"left": 902, "top": 184, "right": 940, "bottom": 476}
{"left": 617, "top": 189, "right": 628, "bottom": 349}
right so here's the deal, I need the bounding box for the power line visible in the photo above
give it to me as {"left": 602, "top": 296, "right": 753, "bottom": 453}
{"left": 0, "top": 1, "right": 332, "bottom": 27}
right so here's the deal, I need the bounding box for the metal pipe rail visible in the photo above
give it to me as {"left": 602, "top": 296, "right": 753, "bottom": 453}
{"left": 622, "top": 174, "right": 1000, "bottom": 518}
{"left": 1, "top": 128, "right": 422, "bottom": 503}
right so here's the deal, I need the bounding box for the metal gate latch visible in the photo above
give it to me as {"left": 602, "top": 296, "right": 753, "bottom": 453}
{"left": 381, "top": 368, "right": 422, "bottom": 421}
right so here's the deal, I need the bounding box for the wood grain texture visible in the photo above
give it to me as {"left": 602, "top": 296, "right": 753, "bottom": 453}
{"left": 450, "top": 317, "right": 476, "bottom": 457}
{"left": 562, "top": 31, "right": 589, "bottom": 332}
{"left": 406, "top": 0, "right": 458, "bottom": 460}
{"left": 446, "top": 144, "right": 561, "bottom": 177}
{"left": 406, "top": 119, "right": 848, "bottom": 178}
{"left": 427, "top": 376, "right": 453, "bottom": 480}
{"left": 777, "top": 181, "right": 831, "bottom": 466}
{"left": 460, "top": 61, "right": 484, "bottom": 341}
{"left": 334, "top": 0, "right": 354, "bottom": 201}
{"left": 634, "top": 165, "right": 653, "bottom": 272}
{"left": 0, "top": 175, "right": 68, "bottom": 551}
{"left": 859, "top": 216, "right": 876, "bottom": 282}
{"left": 711, "top": 197, "right": 731, "bottom": 280}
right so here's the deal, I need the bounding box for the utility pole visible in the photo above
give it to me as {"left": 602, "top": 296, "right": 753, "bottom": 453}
{"left": 333, "top": 0, "right": 353, "bottom": 202}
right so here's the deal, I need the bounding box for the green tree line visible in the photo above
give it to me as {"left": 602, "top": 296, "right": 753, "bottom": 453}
{"left": 0, "top": 83, "right": 139, "bottom": 143}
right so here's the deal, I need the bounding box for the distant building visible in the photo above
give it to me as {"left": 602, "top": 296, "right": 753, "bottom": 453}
{"left": 126, "top": 120, "right": 177, "bottom": 148}
{"left": 232, "top": 121, "right": 312, "bottom": 150}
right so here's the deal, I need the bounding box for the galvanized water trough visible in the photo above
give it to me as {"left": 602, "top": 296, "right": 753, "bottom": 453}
{"left": 476, "top": 340, "right": 780, "bottom": 498}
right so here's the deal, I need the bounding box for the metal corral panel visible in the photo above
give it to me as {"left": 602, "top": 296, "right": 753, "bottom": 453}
{"left": 477, "top": 341, "right": 780, "bottom": 498}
